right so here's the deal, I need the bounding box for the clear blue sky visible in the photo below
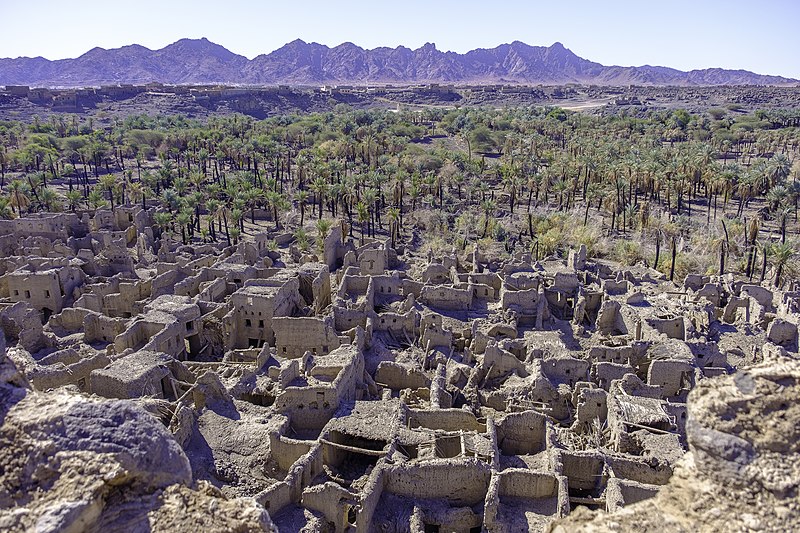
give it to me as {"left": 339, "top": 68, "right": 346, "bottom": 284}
{"left": 1, "top": 0, "right": 798, "bottom": 78}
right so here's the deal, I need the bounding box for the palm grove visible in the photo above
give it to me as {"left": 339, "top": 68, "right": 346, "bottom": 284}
{"left": 0, "top": 104, "right": 798, "bottom": 287}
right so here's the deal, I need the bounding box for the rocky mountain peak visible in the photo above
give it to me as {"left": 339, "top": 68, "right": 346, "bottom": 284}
{"left": 0, "top": 39, "right": 795, "bottom": 87}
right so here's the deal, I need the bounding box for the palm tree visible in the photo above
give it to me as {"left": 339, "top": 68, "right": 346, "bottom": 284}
{"left": 766, "top": 184, "right": 790, "bottom": 212}
{"left": 25, "top": 173, "right": 44, "bottom": 206}
{"left": 39, "top": 188, "right": 60, "bottom": 212}
{"left": 157, "top": 157, "right": 175, "bottom": 191}
{"left": 363, "top": 188, "right": 378, "bottom": 237}
{"left": 551, "top": 177, "right": 569, "bottom": 211}
{"left": 0, "top": 196, "right": 13, "bottom": 219}
{"left": 295, "top": 190, "right": 310, "bottom": 227}
{"left": 176, "top": 210, "right": 192, "bottom": 245}
{"left": 584, "top": 183, "right": 601, "bottom": 226}
{"left": 140, "top": 171, "right": 158, "bottom": 209}
{"left": 230, "top": 194, "right": 247, "bottom": 234}
{"left": 294, "top": 227, "right": 310, "bottom": 252}
{"left": 6, "top": 179, "right": 30, "bottom": 214}
{"left": 339, "top": 178, "right": 358, "bottom": 232}
{"left": 161, "top": 188, "right": 179, "bottom": 213}
{"left": 204, "top": 198, "right": 220, "bottom": 240}
{"left": 768, "top": 154, "right": 791, "bottom": 188}
{"left": 153, "top": 211, "right": 173, "bottom": 239}
{"left": 189, "top": 171, "right": 207, "bottom": 192}
{"left": 604, "top": 191, "right": 620, "bottom": 233}
{"left": 501, "top": 166, "right": 520, "bottom": 214}
{"left": 184, "top": 192, "right": 204, "bottom": 233}
{"left": 128, "top": 181, "right": 144, "bottom": 209}
{"left": 387, "top": 207, "right": 400, "bottom": 249}
{"left": 98, "top": 174, "right": 117, "bottom": 210}
{"left": 310, "top": 177, "right": 328, "bottom": 220}
{"left": 451, "top": 172, "right": 465, "bottom": 200}
{"left": 481, "top": 198, "right": 496, "bottom": 238}
{"left": 409, "top": 181, "right": 422, "bottom": 212}
{"left": 392, "top": 171, "right": 407, "bottom": 223}
{"left": 264, "top": 190, "right": 284, "bottom": 230}
{"left": 356, "top": 201, "right": 369, "bottom": 244}
{"left": 623, "top": 204, "right": 638, "bottom": 232}
{"left": 229, "top": 226, "right": 241, "bottom": 245}
{"left": 0, "top": 150, "right": 9, "bottom": 187}
{"left": 315, "top": 218, "right": 332, "bottom": 252}
{"left": 65, "top": 190, "right": 82, "bottom": 212}
{"left": 456, "top": 211, "right": 478, "bottom": 249}
{"left": 87, "top": 188, "right": 107, "bottom": 212}
{"left": 770, "top": 241, "right": 795, "bottom": 288}
{"left": 212, "top": 201, "right": 231, "bottom": 245}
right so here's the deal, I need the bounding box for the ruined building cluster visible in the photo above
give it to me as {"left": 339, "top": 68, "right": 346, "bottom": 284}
{"left": 0, "top": 207, "right": 798, "bottom": 532}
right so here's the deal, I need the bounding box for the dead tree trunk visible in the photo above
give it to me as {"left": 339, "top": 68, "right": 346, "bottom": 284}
{"left": 669, "top": 237, "right": 677, "bottom": 282}
{"left": 654, "top": 233, "right": 661, "bottom": 271}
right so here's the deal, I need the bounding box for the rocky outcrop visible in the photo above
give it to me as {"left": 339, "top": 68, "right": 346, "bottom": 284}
{"left": 548, "top": 356, "right": 800, "bottom": 532}
{"left": 0, "top": 348, "right": 276, "bottom": 533}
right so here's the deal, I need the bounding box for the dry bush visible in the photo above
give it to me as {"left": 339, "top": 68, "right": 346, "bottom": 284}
{"left": 612, "top": 240, "right": 645, "bottom": 266}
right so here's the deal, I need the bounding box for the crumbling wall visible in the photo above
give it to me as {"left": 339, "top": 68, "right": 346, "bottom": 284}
{"left": 84, "top": 312, "right": 128, "bottom": 344}
{"left": 499, "top": 469, "right": 560, "bottom": 499}
{"left": 29, "top": 352, "right": 110, "bottom": 391}
{"left": 482, "top": 343, "right": 527, "bottom": 380}
{"left": 48, "top": 307, "right": 88, "bottom": 334}
{"left": 103, "top": 279, "right": 152, "bottom": 317}
{"left": 501, "top": 287, "right": 542, "bottom": 315}
{"left": 647, "top": 359, "right": 694, "bottom": 397}
{"left": 7, "top": 268, "right": 64, "bottom": 313}
{"left": 323, "top": 225, "right": 344, "bottom": 272}
{"left": 355, "top": 465, "right": 387, "bottom": 530}
{"left": 301, "top": 482, "right": 355, "bottom": 532}
{"left": 258, "top": 443, "right": 324, "bottom": 515}
{"left": 371, "top": 310, "right": 417, "bottom": 335}
{"left": 573, "top": 387, "right": 608, "bottom": 426}
{"left": 269, "top": 431, "right": 313, "bottom": 472}
{"left": 469, "top": 281, "right": 497, "bottom": 300}
{"left": 409, "top": 408, "right": 486, "bottom": 433}
{"left": 375, "top": 361, "right": 430, "bottom": 390}
{"left": 587, "top": 345, "right": 642, "bottom": 366}
{"left": 228, "top": 278, "right": 303, "bottom": 349}
{"left": 91, "top": 360, "right": 169, "bottom": 399}
{"left": 384, "top": 458, "right": 492, "bottom": 506}
{"left": 766, "top": 318, "right": 798, "bottom": 350}
{"left": 604, "top": 478, "right": 660, "bottom": 512}
{"left": 334, "top": 306, "right": 368, "bottom": 332}
{"left": 647, "top": 317, "right": 686, "bottom": 340}
{"left": 422, "top": 263, "right": 451, "bottom": 284}
{"left": 421, "top": 313, "right": 453, "bottom": 350}
{"left": 594, "top": 362, "right": 635, "bottom": 391}
{"left": 1, "top": 302, "right": 50, "bottom": 353}
{"left": 274, "top": 316, "right": 341, "bottom": 358}
{"left": 420, "top": 285, "right": 473, "bottom": 311}
{"left": 298, "top": 263, "right": 332, "bottom": 313}
{"left": 372, "top": 275, "right": 403, "bottom": 299}
{"left": 276, "top": 346, "right": 363, "bottom": 430}
{"left": 358, "top": 247, "right": 387, "bottom": 275}
{"left": 542, "top": 357, "right": 590, "bottom": 386}
{"left": 496, "top": 411, "right": 548, "bottom": 455}
{"left": 740, "top": 284, "right": 773, "bottom": 310}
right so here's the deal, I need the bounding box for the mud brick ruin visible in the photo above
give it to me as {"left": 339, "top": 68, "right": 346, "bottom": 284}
{"left": 1, "top": 207, "right": 798, "bottom": 532}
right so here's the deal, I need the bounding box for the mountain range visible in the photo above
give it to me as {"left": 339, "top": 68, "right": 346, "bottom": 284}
{"left": 0, "top": 38, "right": 796, "bottom": 87}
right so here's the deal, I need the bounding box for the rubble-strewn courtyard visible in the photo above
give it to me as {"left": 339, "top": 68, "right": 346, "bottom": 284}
{"left": 1, "top": 204, "right": 798, "bottom": 532}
